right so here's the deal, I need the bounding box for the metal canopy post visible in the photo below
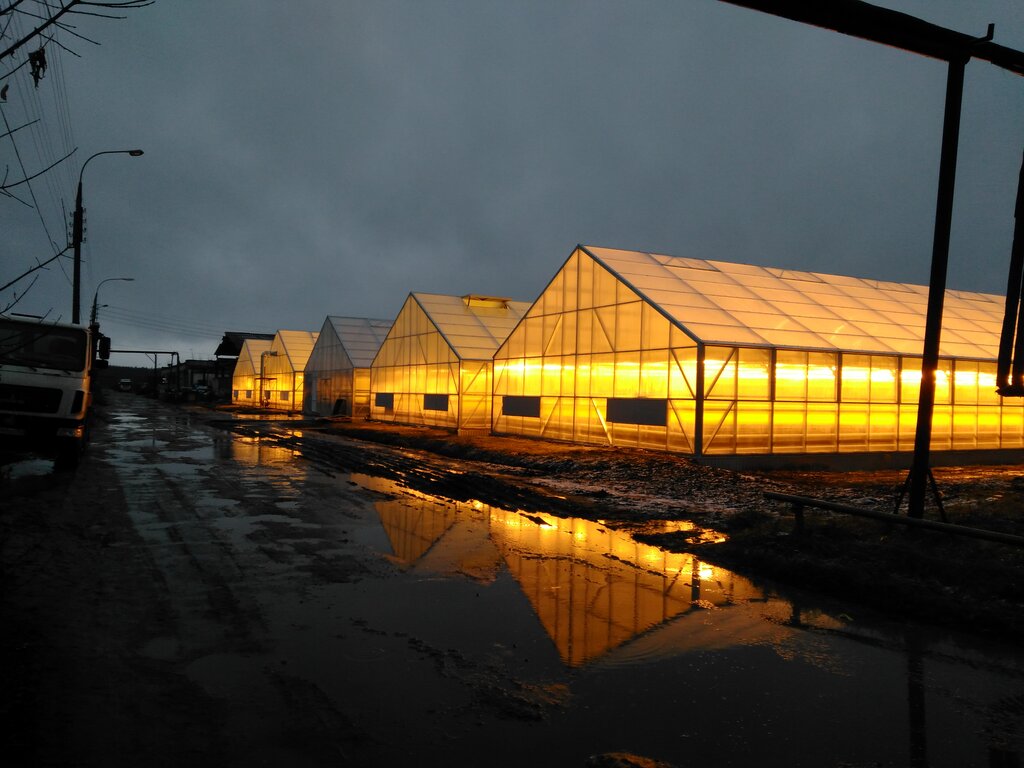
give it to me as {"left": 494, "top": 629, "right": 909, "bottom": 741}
{"left": 996, "top": 153, "right": 1024, "bottom": 396}
{"left": 906, "top": 56, "right": 966, "bottom": 519}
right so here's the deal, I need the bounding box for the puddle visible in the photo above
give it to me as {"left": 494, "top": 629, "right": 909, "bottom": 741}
{"left": 0, "top": 456, "right": 56, "bottom": 480}
{"left": 354, "top": 472, "right": 766, "bottom": 667}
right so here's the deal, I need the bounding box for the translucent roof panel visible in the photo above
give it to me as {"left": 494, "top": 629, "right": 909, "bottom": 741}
{"left": 326, "top": 316, "right": 392, "bottom": 368}
{"left": 271, "top": 330, "right": 319, "bottom": 371}
{"left": 413, "top": 293, "right": 530, "bottom": 360}
{"left": 584, "top": 246, "right": 1005, "bottom": 359}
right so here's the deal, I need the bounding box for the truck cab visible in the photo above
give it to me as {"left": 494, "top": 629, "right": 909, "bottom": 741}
{"left": 0, "top": 315, "right": 93, "bottom": 468}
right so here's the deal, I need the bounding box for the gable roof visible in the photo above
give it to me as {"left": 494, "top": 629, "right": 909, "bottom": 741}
{"left": 583, "top": 245, "right": 1005, "bottom": 359}
{"left": 412, "top": 293, "right": 531, "bottom": 360}
{"left": 271, "top": 330, "right": 319, "bottom": 371}
{"left": 235, "top": 339, "right": 273, "bottom": 373}
{"left": 323, "top": 316, "right": 392, "bottom": 368}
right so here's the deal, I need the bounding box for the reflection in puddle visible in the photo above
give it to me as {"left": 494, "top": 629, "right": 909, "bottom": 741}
{"left": 223, "top": 435, "right": 302, "bottom": 466}
{"left": 355, "top": 473, "right": 761, "bottom": 667}
{"left": 489, "top": 509, "right": 757, "bottom": 667}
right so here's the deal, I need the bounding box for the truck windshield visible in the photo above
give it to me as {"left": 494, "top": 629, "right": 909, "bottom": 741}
{"left": 0, "top": 319, "right": 88, "bottom": 372}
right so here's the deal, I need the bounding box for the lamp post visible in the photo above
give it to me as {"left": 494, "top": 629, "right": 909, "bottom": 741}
{"left": 72, "top": 149, "right": 144, "bottom": 324}
{"left": 90, "top": 276, "right": 134, "bottom": 326}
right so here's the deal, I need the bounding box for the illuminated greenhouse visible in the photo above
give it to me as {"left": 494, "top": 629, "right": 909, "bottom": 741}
{"left": 231, "top": 338, "right": 273, "bottom": 407}
{"left": 370, "top": 293, "right": 529, "bottom": 431}
{"left": 261, "top": 330, "right": 318, "bottom": 412}
{"left": 492, "top": 245, "right": 1024, "bottom": 462}
{"left": 303, "top": 316, "right": 391, "bottom": 417}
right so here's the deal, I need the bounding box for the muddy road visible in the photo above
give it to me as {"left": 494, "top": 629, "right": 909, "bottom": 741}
{"left": 2, "top": 393, "right": 1023, "bottom": 767}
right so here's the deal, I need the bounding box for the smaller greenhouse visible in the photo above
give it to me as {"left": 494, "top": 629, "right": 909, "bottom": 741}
{"left": 231, "top": 338, "right": 273, "bottom": 407}
{"left": 304, "top": 316, "right": 391, "bottom": 417}
{"left": 370, "top": 293, "right": 529, "bottom": 431}
{"left": 261, "top": 330, "right": 319, "bottom": 411}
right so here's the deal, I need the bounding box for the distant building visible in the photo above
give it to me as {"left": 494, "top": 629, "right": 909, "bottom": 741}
{"left": 215, "top": 331, "right": 275, "bottom": 359}
{"left": 163, "top": 359, "right": 218, "bottom": 397}
{"left": 304, "top": 316, "right": 392, "bottom": 417}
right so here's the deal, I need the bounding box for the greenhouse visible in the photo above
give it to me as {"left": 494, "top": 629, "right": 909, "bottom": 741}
{"left": 303, "top": 316, "right": 391, "bottom": 417}
{"left": 370, "top": 293, "right": 529, "bottom": 431}
{"left": 261, "top": 330, "right": 319, "bottom": 411}
{"left": 231, "top": 338, "right": 273, "bottom": 407}
{"left": 492, "top": 245, "right": 1024, "bottom": 461}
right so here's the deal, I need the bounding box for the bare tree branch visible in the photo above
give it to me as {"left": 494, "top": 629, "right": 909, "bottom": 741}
{"left": 0, "top": 246, "right": 70, "bottom": 293}
{"left": 0, "top": 1, "right": 152, "bottom": 61}
{"left": 38, "top": 30, "right": 87, "bottom": 55}
{"left": 1, "top": 145, "right": 75, "bottom": 190}
{"left": 0, "top": 1, "right": 32, "bottom": 17}
{"left": 0, "top": 57, "right": 30, "bottom": 81}
{"left": 1, "top": 273, "right": 38, "bottom": 313}
{"left": 0, "top": 116, "right": 40, "bottom": 140}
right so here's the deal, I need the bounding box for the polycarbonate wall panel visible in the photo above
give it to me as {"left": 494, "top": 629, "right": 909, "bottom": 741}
{"left": 493, "top": 248, "right": 698, "bottom": 452}
{"left": 305, "top": 323, "right": 354, "bottom": 415}
{"left": 702, "top": 351, "right": 1024, "bottom": 455}
{"left": 304, "top": 317, "right": 391, "bottom": 415}
{"left": 259, "top": 331, "right": 317, "bottom": 411}
{"left": 231, "top": 340, "right": 272, "bottom": 406}
{"left": 370, "top": 296, "right": 502, "bottom": 430}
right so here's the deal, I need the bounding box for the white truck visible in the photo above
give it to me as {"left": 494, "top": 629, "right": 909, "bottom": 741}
{"left": 0, "top": 314, "right": 94, "bottom": 468}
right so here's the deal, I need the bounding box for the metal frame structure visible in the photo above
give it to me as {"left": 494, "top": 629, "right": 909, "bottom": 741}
{"left": 720, "top": 0, "right": 1024, "bottom": 517}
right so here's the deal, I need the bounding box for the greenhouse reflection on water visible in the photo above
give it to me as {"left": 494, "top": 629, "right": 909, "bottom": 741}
{"left": 361, "top": 474, "right": 755, "bottom": 668}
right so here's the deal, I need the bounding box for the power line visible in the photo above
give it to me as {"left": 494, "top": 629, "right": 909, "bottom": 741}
{"left": 100, "top": 304, "right": 234, "bottom": 337}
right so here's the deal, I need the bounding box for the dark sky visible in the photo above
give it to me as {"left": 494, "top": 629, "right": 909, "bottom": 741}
{"left": 3, "top": 0, "right": 1023, "bottom": 362}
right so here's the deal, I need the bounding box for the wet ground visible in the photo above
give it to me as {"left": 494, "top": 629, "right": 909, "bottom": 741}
{"left": 2, "top": 392, "right": 1023, "bottom": 767}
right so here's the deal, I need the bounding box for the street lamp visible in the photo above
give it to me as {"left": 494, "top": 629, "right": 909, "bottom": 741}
{"left": 90, "top": 277, "right": 134, "bottom": 326}
{"left": 72, "top": 148, "right": 144, "bottom": 324}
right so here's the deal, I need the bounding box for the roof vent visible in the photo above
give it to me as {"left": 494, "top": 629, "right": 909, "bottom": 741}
{"left": 462, "top": 295, "right": 510, "bottom": 308}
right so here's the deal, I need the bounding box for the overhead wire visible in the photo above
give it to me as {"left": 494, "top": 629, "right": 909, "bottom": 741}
{"left": 100, "top": 304, "right": 235, "bottom": 340}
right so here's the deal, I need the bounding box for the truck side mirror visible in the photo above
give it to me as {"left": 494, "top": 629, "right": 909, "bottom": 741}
{"left": 98, "top": 334, "right": 111, "bottom": 360}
